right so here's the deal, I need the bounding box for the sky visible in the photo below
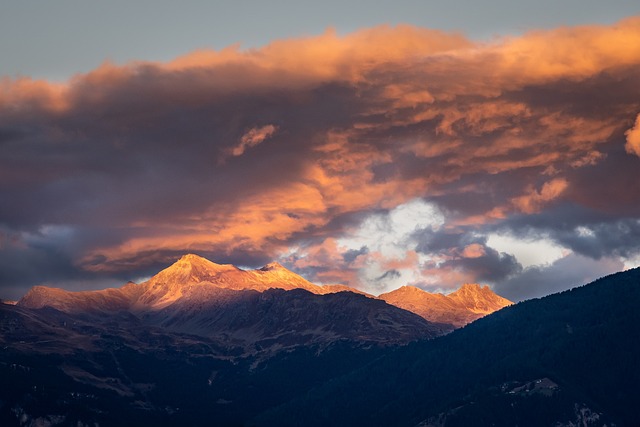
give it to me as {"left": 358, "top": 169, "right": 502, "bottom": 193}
{"left": 1, "top": 2, "right": 640, "bottom": 301}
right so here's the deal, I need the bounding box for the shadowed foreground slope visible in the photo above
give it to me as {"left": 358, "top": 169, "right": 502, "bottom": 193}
{"left": 256, "top": 268, "right": 640, "bottom": 427}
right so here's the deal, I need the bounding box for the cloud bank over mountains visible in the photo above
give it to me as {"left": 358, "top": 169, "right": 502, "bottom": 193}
{"left": 1, "top": 18, "right": 639, "bottom": 300}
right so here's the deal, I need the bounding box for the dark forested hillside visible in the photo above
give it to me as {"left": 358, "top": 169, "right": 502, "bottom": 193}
{"left": 256, "top": 268, "right": 640, "bottom": 427}
{"left": 2, "top": 268, "right": 639, "bottom": 426}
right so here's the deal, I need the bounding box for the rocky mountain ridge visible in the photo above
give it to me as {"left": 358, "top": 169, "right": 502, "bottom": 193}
{"left": 380, "top": 283, "right": 512, "bottom": 327}
{"left": 17, "top": 254, "right": 449, "bottom": 351}
{"left": 18, "top": 254, "right": 510, "bottom": 331}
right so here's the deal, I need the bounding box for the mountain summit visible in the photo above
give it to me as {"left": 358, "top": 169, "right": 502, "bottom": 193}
{"left": 448, "top": 283, "right": 512, "bottom": 315}
{"left": 145, "top": 254, "right": 323, "bottom": 296}
{"left": 380, "top": 283, "right": 512, "bottom": 327}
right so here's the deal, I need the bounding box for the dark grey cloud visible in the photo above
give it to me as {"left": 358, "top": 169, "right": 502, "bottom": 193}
{"left": 439, "top": 247, "right": 522, "bottom": 284}
{"left": 375, "top": 269, "right": 402, "bottom": 282}
{"left": 0, "top": 79, "right": 359, "bottom": 229}
{"left": 493, "top": 205, "right": 640, "bottom": 261}
{"left": 0, "top": 226, "right": 135, "bottom": 300}
{"left": 343, "top": 246, "right": 369, "bottom": 264}
{"left": 414, "top": 230, "right": 523, "bottom": 288}
{"left": 415, "top": 228, "right": 484, "bottom": 254}
{"left": 494, "top": 254, "right": 625, "bottom": 302}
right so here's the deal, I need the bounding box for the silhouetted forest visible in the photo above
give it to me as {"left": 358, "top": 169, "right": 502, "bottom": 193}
{"left": 257, "top": 268, "right": 640, "bottom": 426}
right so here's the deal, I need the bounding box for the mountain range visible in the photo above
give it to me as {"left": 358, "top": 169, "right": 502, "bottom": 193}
{"left": 17, "top": 254, "right": 510, "bottom": 346}
{"left": 2, "top": 254, "right": 637, "bottom": 426}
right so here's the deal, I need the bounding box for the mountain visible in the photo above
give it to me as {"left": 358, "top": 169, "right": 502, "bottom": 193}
{"left": 18, "top": 254, "right": 372, "bottom": 313}
{"left": 18, "top": 282, "right": 142, "bottom": 313}
{"left": 1, "top": 254, "right": 445, "bottom": 426}
{"left": 143, "top": 287, "right": 446, "bottom": 351}
{"left": 18, "top": 254, "right": 327, "bottom": 312}
{"left": 13, "top": 254, "right": 513, "bottom": 359}
{"left": 256, "top": 268, "right": 640, "bottom": 427}
{"left": 380, "top": 284, "right": 512, "bottom": 327}
{"left": 17, "top": 254, "right": 444, "bottom": 350}
{"left": 18, "top": 254, "right": 509, "bottom": 332}
{"left": 133, "top": 255, "right": 334, "bottom": 310}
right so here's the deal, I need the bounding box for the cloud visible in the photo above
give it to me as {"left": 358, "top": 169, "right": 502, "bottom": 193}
{"left": 492, "top": 205, "right": 640, "bottom": 261}
{"left": 486, "top": 233, "right": 565, "bottom": 268}
{"left": 460, "top": 243, "right": 485, "bottom": 258}
{"left": 1, "top": 18, "right": 640, "bottom": 299}
{"left": 625, "top": 113, "right": 640, "bottom": 157}
{"left": 433, "top": 244, "right": 522, "bottom": 285}
{"left": 511, "top": 178, "right": 569, "bottom": 214}
{"left": 282, "top": 200, "right": 440, "bottom": 294}
{"left": 411, "top": 230, "right": 524, "bottom": 292}
{"left": 226, "top": 124, "right": 278, "bottom": 158}
{"left": 494, "top": 253, "right": 624, "bottom": 302}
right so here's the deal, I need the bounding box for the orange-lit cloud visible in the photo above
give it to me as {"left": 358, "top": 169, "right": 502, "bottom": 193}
{"left": 512, "top": 178, "right": 569, "bottom": 214}
{"left": 228, "top": 124, "right": 278, "bottom": 157}
{"left": 461, "top": 244, "right": 486, "bottom": 259}
{"left": 625, "top": 114, "right": 640, "bottom": 157}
